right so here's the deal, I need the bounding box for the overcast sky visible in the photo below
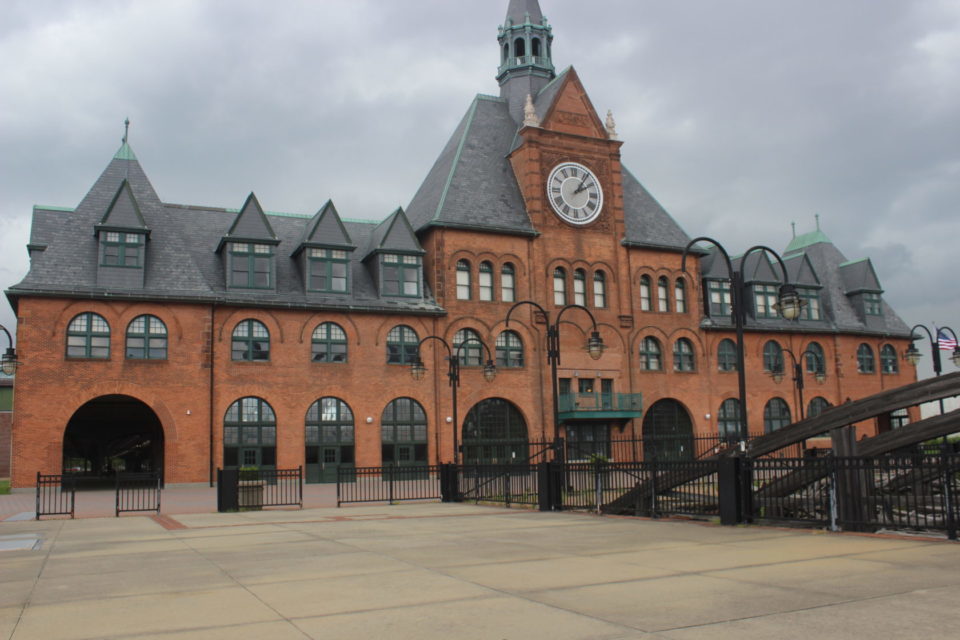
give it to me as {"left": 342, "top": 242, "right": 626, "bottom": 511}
{"left": 1, "top": 0, "right": 958, "bottom": 379}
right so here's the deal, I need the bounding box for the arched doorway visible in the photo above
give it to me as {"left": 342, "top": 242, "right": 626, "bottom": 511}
{"left": 62, "top": 395, "right": 164, "bottom": 480}
{"left": 462, "top": 398, "right": 528, "bottom": 464}
{"left": 642, "top": 399, "right": 694, "bottom": 461}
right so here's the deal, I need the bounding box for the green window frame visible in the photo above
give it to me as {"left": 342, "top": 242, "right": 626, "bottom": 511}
{"left": 495, "top": 330, "right": 524, "bottom": 368}
{"left": 857, "top": 343, "right": 875, "bottom": 374}
{"left": 382, "top": 253, "right": 421, "bottom": 297}
{"left": 763, "top": 340, "right": 783, "bottom": 373}
{"left": 573, "top": 269, "right": 586, "bottom": 306}
{"left": 312, "top": 322, "right": 347, "bottom": 363}
{"left": 66, "top": 312, "right": 111, "bottom": 359}
{"left": 479, "top": 261, "right": 493, "bottom": 301}
{"left": 454, "top": 328, "right": 483, "bottom": 367}
{"left": 673, "top": 338, "right": 695, "bottom": 372}
{"left": 718, "top": 398, "right": 741, "bottom": 438}
{"left": 805, "top": 342, "right": 826, "bottom": 375}
{"left": 232, "top": 319, "right": 270, "bottom": 361}
{"left": 230, "top": 242, "right": 274, "bottom": 289}
{"left": 307, "top": 248, "right": 349, "bottom": 293}
{"left": 387, "top": 325, "right": 419, "bottom": 364}
{"left": 456, "top": 259, "right": 471, "bottom": 300}
{"left": 593, "top": 271, "right": 607, "bottom": 308}
{"left": 657, "top": 276, "right": 669, "bottom": 312}
{"left": 125, "top": 314, "right": 167, "bottom": 360}
{"left": 639, "top": 337, "right": 662, "bottom": 371}
{"left": 708, "top": 280, "right": 731, "bottom": 316}
{"left": 864, "top": 292, "right": 882, "bottom": 316}
{"left": 553, "top": 268, "right": 567, "bottom": 306}
{"left": 640, "top": 275, "right": 652, "bottom": 311}
{"left": 100, "top": 231, "right": 143, "bottom": 268}
{"left": 764, "top": 398, "right": 792, "bottom": 433}
{"left": 799, "top": 288, "right": 821, "bottom": 320}
{"left": 808, "top": 396, "right": 831, "bottom": 419}
{"left": 754, "top": 284, "right": 779, "bottom": 318}
{"left": 305, "top": 397, "right": 355, "bottom": 469}
{"left": 880, "top": 344, "right": 898, "bottom": 374}
{"left": 717, "top": 338, "right": 737, "bottom": 372}
{"left": 890, "top": 407, "right": 909, "bottom": 428}
{"left": 501, "top": 263, "right": 516, "bottom": 302}
{"left": 223, "top": 397, "right": 276, "bottom": 469}
{"left": 381, "top": 397, "right": 428, "bottom": 464}
{"left": 674, "top": 278, "right": 686, "bottom": 313}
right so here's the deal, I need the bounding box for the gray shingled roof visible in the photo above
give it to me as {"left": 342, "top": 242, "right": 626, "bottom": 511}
{"left": 620, "top": 167, "right": 692, "bottom": 251}
{"left": 98, "top": 180, "right": 149, "bottom": 231}
{"left": 504, "top": 0, "right": 544, "bottom": 25}
{"left": 8, "top": 146, "right": 442, "bottom": 316}
{"left": 296, "top": 200, "right": 354, "bottom": 253}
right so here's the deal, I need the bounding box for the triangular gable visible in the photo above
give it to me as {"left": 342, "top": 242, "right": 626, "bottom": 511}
{"left": 294, "top": 200, "right": 354, "bottom": 256}
{"left": 364, "top": 208, "right": 424, "bottom": 260}
{"left": 96, "top": 179, "right": 150, "bottom": 232}
{"left": 784, "top": 253, "right": 821, "bottom": 288}
{"left": 740, "top": 252, "right": 781, "bottom": 284}
{"left": 219, "top": 193, "right": 278, "bottom": 251}
{"left": 539, "top": 67, "right": 607, "bottom": 139}
{"left": 839, "top": 258, "right": 882, "bottom": 294}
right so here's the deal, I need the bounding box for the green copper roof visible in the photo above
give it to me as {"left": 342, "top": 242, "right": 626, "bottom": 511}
{"left": 113, "top": 142, "right": 137, "bottom": 161}
{"left": 785, "top": 229, "right": 832, "bottom": 254}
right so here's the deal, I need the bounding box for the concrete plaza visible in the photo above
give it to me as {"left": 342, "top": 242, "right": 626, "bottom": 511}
{"left": 1, "top": 502, "right": 959, "bottom": 639}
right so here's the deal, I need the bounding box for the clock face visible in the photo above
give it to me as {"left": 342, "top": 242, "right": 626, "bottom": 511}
{"left": 547, "top": 162, "right": 603, "bottom": 225}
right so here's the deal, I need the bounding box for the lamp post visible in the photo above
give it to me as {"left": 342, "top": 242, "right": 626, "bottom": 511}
{"left": 681, "top": 238, "right": 802, "bottom": 442}
{"left": 771, "top": 347, "right": 826, "bottom": 421}
{"left": 504, "top": 301, "right": 605, "bottom": 451}
{"left": 904, "top": 324, "right": 960, "bottom": 416}
{"left": 410, "top": 336, "right": 496, "bottom": 464}
{"left": 0, "top": 325, "right": 20, "bottom": 376}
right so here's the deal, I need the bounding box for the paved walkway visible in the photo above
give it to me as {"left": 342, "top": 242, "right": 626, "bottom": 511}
{"left": 1, "top": 503, "right": 958, "bottom": 639}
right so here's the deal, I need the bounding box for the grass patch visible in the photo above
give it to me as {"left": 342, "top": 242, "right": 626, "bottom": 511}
{"left": 0, "top": 480, "right": 10, "bottom": 495}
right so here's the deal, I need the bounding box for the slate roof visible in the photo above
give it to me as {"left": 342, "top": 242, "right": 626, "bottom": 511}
{"left": 8, "top": 146, "right": 442, "bottom": 316}
{"left": 504, "top": 0, "right": 544, "bottom": 25}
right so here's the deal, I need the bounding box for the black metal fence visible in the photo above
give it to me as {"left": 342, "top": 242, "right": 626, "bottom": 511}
{"left": 115, "top": 472, "right": 161, "bottom": 516}
{"left": 562, "top": 433, "right": 787, "bottom": 463}
{"left": 217, "top": 467, "right": 303, "bottom": 511}
{"left": 36, "top": 473, "right": 76, "bottom": 519}
{"left": 458, "top": 464, "right": 539, "bottom": 507}
{"left": 337, "top": 465, "right": 441, "bottom": 506}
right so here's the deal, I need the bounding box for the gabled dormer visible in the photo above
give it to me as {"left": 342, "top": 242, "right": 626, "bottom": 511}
{"left": 363, "top": 208, "right": 426, "bottom": 298}
{"left": 839, "top": 257, "right": 884, "bottom": 321}
{"left": 783, "top": 252, "right": 824, "bottom": 321}
{"left": 94, "top": 178, "right": 151, "bottom": 289}
{"left": 217, "top": 193, "right": 280, "bottom": 291}
{"left": 292, "top": 200, "right": 356, "bottom": 295}
{"left": 739, "top": 252, "right": 783, "bottom": 320}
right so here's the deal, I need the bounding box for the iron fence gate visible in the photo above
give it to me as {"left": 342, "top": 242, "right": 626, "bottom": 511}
{"left": 115, "top": 472, "right": 162, "bottom": 516}
{"left": 36, "top": 473, "right": 76, "bottom": 519}
{"left": 337, "top": 465, "right": 441, "bottom": 506}
{"left": 216, "top": 467, "right": 303, "bottom": 511}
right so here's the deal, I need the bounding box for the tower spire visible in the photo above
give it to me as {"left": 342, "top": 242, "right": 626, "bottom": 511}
{"left": 497, "top": 0, "right": 555, "bottom": 123}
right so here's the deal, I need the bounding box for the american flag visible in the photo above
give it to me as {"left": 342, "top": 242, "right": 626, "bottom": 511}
{"left": 938, "top": 329, "right": 958, "bottom": 351}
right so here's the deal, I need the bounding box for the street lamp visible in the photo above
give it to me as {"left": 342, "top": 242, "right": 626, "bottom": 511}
{"left": 771, "top": 347, "right": 826, "bottom": 421}
{"left": 681, "top": 237, "right": 800, "bottom": 442}
{"left": 905, "top": 324, "right": 960, "bottom": 415}
{"left": 410, "top": 335, "right": 496, "bottom": 464}
{"left": 0, "top": 325, "right": 20, "bottom": 376}
{"left": 504, "top": 301, "right": 605, "bottom": 449}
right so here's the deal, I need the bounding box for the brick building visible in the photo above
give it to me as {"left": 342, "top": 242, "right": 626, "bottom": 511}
{"left": 5, "top": 0, "right": 915, "bottom": 488}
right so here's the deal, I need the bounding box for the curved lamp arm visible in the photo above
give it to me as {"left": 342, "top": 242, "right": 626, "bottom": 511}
{"left": 454, "top": 338, "right": 497, "bottom": 382}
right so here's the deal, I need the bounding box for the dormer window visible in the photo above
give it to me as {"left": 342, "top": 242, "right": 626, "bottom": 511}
{"left": 308, "top": 248, "right": 349, "bottom": 293}
{"left": 101, "top": 231, "right": 143, "bottom": 268}
{"left": 230, "top": 242, "right": 274, "bottom": 289}
{"left": 799, "top": 288, "right": 821, "bottom": 320}
{"left": 753, "top": 284, "right": 779, "bottom": 319}
{"left": 382, "top": 253, "right": 421, "bottom": 297}
{"left": 864, "top": 292, "right": 882, "bottom": 316}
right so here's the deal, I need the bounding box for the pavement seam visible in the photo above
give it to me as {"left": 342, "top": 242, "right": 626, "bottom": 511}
{"left": 7, "top": 519, "right": 64, "bottom": 640}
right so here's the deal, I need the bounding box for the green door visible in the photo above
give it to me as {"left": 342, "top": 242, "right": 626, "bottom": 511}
{"left": 239, "top": 448, "right": 260, "bottom": 468}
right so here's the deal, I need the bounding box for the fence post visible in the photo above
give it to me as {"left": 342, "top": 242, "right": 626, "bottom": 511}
{"left": 828, "top": 455, "right": 839, "bottom": 532}
{"left": 538, "top": 461, "right": 562, "bottom": 511}
{"left": 115, "top": 472, "right": 121, "bottom": 518}
{"left": 217, "top": 468, "right": 239, "bottom": 512}
{"left": 35, "top": 471, "right": 40, "bottom": 521}
{"left": 718, "top": 456, "right": 742, "bottom": 525}
{"left": 388, "top": 465, "right": 395, "bottom": 505}
{"left": 941, "top": 446, "right": 957, "bottom": 541}
{"left": 440, "top": 464, "right": 459, "bottom": 503}
{"left": 593, "top": 460, "right": 603, "bottom": 514}
{"left": 649, "top": 456, "right": 658, "bottom": 518}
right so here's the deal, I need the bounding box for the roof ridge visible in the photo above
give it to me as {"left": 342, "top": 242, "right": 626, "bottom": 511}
{"left": 432, "top": 96, "right": 480, "bottom": 222}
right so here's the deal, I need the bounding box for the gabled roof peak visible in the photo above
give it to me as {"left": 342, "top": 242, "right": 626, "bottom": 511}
{"left": 219, "top": 192, "right": 279, "bottom": 250}
{"left": 504, "top": 0, "right": 545, "bottom": 26}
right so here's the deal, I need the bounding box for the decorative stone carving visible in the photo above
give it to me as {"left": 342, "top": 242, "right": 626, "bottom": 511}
{"left": 523, "top": 94, "right": 540, "bottom": 127}
{"left": 605, "top": 110, "right": 618, "bottom": 140}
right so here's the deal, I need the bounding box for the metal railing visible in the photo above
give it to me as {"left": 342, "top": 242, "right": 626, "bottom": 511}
{"left": 36, "top": 473, "right": 76, "bottom": 519}
{"left": 337, "top": 465, "right": 441, "bottom": 506}
{"left": 558, "top": 392, "right": 643, "bottom": 414}
{"left": 115, "top": 472, "right": 161, "bottom": 516}
{"left": 459, "top": 464, "right": 539, "bottom": 507}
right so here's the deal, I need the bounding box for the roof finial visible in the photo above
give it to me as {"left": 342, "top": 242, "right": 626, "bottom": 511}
{"left": 791, "top": 221, "right": 796, "bottom": 238}
{"left": 522, "top": 94, "right": 540, "bottom": 127}
{"left": 815, "top": 213, "right": 820, "bottom": 231}
{"left": 605, "top": 110, "right": 619, "bottom": 140}
{"left": 123, "top": 117, "right": 130, "bottom": 144}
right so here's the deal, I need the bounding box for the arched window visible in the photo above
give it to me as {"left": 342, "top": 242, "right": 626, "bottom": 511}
{"left": 501, "top": 263, "right": 516, "bottom": 302}
{"left": 639, "top": 337, "right": 662, "bottom": 371}
{"left": 478, "top": 261, "right": 493, "bottom": 301}
{"left": 502, "top": 43, "right": 509, "bottom": 62}
{"left": 232, "top": 319, "right": 270, "bottom": 361}
{"left": 496, "top": 331, "right": 524, "bottom": 368}
{"left": 553, "top": 268, "right": 567, "bottom": 306}
{"left": 453, "top": 328, "right": 483, "bottom": 366}
{"left": 805, "top": 342, "right": 826, "bottom": 375}
{"left": 381, "top": 398, "right": 428, "bottom": 465}
{"left": 223, "top": 397, "right": 276, "bottom": 469}
{"left": 675, "top": 279, "right": 687, "bottom": 313}
{"left": 673, "top": 338, "right": 695, "bottom": 372}
{"left": 387, "top": 325, "right": 419, "bottom": 364}
{"left": 305, "top": 397, "right": 354, "bottom": 483}
{"left": 763, "top": 340, "right": 783, "bottom": 373}
{"left": 531, "top": 37, "right": 542, "bottom": 57}
{"left": 764, "top": 398, "right": 792, "bottom": 433}
{"left": 456, "top": 259, "right": 471, "bottom": 300}
{"left": 718, "top": 399, "right": 742, "bottom": 439}
{"left": 514, "top": 37, "right": 525, "bottom": 58}
{"left": 658, "top": 276, "right": 669, "bottom": 312}
{"left": 67, "top": 312, "right": 111, "bottom": 359}
{"left": 642, "top": 399, "right": 694, "bottom": 461}
{"left": 857, "top": 343, "right": 875, "bottom": 374}
{"left": 312, "top": 322, "right": 347, "bottom": 363}
{"left": 593, "top": 271, "right": 607, "bottom": 308}
{"left": 717, "top": 339, "right": 737, "bottom": 372}
{"left": 640, "top": 275, "right": 652, "bottom": 311}
{"left": 125, "top": 314, "right": 167, "bottom": 360}
{"left": 880, "top": 344, "right": 898, "bottom": 374}
{"left": 890, "top": 407, "right": 909, "bottom": 428}
{"left": 808, "top": 396, "right": 831, "bottom": 419}
{"left": 573, "top": 269, "right": 586, "bottom": 305}
{"left": 462, "top": 398, "right": 528, "bottom": 464}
